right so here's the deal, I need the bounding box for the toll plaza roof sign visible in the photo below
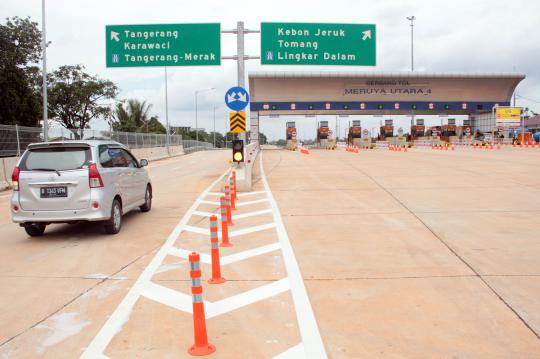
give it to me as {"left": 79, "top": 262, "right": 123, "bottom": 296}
{"left": 260, "top": 22, "right": 376, "bottom": 66}
{"left": 106, "top": 23, "right": 220, "bottom": 67}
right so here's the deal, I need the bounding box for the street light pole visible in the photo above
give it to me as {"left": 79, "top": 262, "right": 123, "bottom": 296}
{"left": 164, "top": 67, "right": 170, "bottom": 154}
{"left": 213, "top": 106, "right": 216, "bottom": 147}
{"left": 42, "top": 0, "right": 48, "bottom": 141}
{"left": 194, "top": 88, "right": 215, "bottom": 142}
{"left": 406, "top": 16, "right": 415, "bottom": 72}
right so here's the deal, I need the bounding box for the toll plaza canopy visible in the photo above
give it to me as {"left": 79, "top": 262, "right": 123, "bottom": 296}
{"left": 248, "top": 72, "right": 525, "bottom": 116}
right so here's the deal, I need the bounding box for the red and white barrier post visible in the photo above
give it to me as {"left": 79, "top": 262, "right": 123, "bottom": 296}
{"left": 188, "top": 252, "right": 216, "bottom": 356}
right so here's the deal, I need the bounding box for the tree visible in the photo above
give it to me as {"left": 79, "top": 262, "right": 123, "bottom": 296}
{"left": 146, "top": 116, "right": 166, "bottom": 134}
{"left": 259, "top": 132, "right": 268, "bottom": 144}
{"left": 0, "top": 17, "right": 43, "bottom": 126}
{"left": 111, "top": 101, "right": 135, "bottom": 132}
{"left": 47, "top": 65, "right": 118, "bottom": 138}
{"left": 111, "top": 99, "right": 165, "bottom": 133}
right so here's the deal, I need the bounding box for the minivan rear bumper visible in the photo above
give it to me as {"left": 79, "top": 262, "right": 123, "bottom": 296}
{"left": 11, "top": 201, "right": 110, "bottom": 223}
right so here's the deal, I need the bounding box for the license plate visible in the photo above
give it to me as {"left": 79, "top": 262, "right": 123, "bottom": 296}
{"left": 40, "top": 186, "right": 68, "bottom": 198}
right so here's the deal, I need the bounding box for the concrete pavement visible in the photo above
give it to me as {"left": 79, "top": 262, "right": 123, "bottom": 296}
{"left": 0, "top": 145, "right": 539, "bottom": 358}
{"left": 262, "top": 146, "right": 540, "bottom": 358}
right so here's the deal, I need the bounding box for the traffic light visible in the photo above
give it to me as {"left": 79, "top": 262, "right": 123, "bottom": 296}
{"left": 411, "top": 104, "right": 417, "bottom": 110}
{"left": 377, "top": 104, "right": 384, "bottom": 110}
{"left": 232, "top": 140, "right": 244, "bottom": 163}
{"left": 444, "top": 104, "right": 450, "bottom": 110}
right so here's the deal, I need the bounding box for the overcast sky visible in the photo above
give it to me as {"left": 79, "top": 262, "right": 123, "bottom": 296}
{"left": 2, "top": 0, "right": 540, "bottom": 140}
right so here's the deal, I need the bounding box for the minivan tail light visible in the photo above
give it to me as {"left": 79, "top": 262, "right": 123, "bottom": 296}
{"left": 12, "top": 166, "right": 20, "bottom": 191}
{"left": 89, "top": 163, "right": 104, "bottom": 188}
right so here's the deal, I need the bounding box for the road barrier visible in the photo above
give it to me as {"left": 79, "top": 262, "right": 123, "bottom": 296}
{"left": 188, "top": 252, "right": 216, "bottom": 356}
{"left": 208, "top": 216, "right": 226, "bottom": 285}
{"left": 219, "top": 196, "right": 232, "bottom": 247}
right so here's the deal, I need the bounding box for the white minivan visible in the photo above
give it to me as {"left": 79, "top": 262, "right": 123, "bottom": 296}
{"left": 11, "top": 141, "right": 152, "bottom": 236}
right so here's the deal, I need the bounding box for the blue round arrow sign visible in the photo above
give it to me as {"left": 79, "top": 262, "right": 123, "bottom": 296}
{"left": 225, "top": 86, "right": 250, "bottom": 111}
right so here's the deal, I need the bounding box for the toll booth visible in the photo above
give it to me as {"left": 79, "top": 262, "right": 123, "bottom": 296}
{"left": 285, "top": 121, "right": 298, "bottom": 151}
{"left": 379, "top": 119, "right": 394, "bottom": 140}
{"left": 411, "top": 118, "right": 425, "bottom": 140}
{"left": 347, "top": 120, "right": 362, "bottom": 147}
{"left": 427, "top": 125, "right": 443, "bottom": 145}
{"left": 460, "top": 119, "right": 473, "bottom": 142}
{"left": 442, "top": 118, "right": 458, "bottom": 143}
{"left": 317, "top": 121, "right": 335, "bottom": 150}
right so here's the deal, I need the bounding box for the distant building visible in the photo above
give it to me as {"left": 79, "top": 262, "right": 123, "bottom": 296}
{"left": 524, "top": 115, "right": 540, "bottom": 132}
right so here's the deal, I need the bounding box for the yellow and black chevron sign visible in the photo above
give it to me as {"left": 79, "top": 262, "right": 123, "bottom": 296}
{"left": 229, "top": 111, "right": 246, "bottom": 133}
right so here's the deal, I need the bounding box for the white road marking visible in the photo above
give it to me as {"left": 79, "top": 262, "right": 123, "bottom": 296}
{"left": 220, "top": 242, "right": 281, "bottom": 265}
{"left": 237, "top": 190, "right": 266, "bottom": 197}
{"left": 193, "top": 208, "right": 272, "bottom": 220}
{"left": 140, "top": 279, "right": 290, "bottom": 320}
{"left": 168, "top": 242, "right": 281, "bottom": 266}
{"left": 235, "top": 198, "right": 270, "bottom": 207}
{"left": 272, "top": 343, "right": 306, "bottom": 359}
{"left": 183, "top": 222, "right": 276, "bottom": 238}
{"left": 229, "top": 222, "right": 276, "bottom": 237}
{"left": 233, "top": 208, "right": 273, "bottom": 220}
{"left": 168, "top": 247, "right": 212, "bottom": 264}
{"left": 83, "top": 151, "right": 325, "bottom": 358}
{"left": 259, "top": 151, "right": 327, "bottom": 358}
{"left": 192, "top": 210, "right": 216, "bottom": 217}
{"left": 80, "top": 170, "right": 229, "bottom": 359}
{"left": 206, "top": 191, "right": 224, "bottom": 196}
{"left": 206, "top": 278, "right": 290, "bottom": 318}
{"left": 182, "top": 224, "right": 209, "bottom": 235}
{"left": 199, "top": 200, "right": 221, "bottom": 206}
{"left": 141, "top": 282, "right": 193, "bottom": 313}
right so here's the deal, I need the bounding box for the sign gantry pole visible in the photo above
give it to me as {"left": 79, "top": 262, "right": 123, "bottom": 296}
{"left": 222, "top": 22, "right": 260, "bottom": 147}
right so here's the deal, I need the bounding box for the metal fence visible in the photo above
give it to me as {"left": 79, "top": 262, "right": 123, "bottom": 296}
{"left": 0, "top": 124, "right": 214, "bottom": 157}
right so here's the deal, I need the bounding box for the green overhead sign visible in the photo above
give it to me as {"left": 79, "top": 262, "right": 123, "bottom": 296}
{"left": 105, "top": 23, "right": 221, "bottom": 67}
{"left": 260, "top": 22, "right": 376, "bottom": 66}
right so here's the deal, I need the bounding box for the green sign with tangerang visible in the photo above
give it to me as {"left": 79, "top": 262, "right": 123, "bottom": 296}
{"left": 261, "top": 22, "right": 376, "bottom": 66}
{"left": 106, "top": 23, "right": 221, "bottom": 67}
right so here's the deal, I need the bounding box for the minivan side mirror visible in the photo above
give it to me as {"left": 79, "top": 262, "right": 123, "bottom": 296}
{"left": 139, "top": 159, "right": 148, "bottom": 167}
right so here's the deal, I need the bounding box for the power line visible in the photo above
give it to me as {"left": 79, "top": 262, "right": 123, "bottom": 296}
{"left": 516, "top": 94, "right": 540, "bottom": 104}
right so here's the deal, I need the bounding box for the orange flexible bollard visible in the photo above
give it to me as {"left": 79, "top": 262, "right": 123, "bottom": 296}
{"left": 188, "top": 252, "right": 216, "bottom": 356}
{"left": 232, "top": 171, "right": 237, "bottom": 200}
{"left": 229, "top": 178, "right": 236, "bottom": 210}
{"left": 224, "top": 185, "right": 233, "bottom": 225}
{"left": 219, "top": 196, "right": 231, "bottom": 247}
{"left": 208, "top": 215, "right": 226, "bottom": 284}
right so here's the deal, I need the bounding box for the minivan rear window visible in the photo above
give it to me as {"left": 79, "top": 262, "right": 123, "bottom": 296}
{"left": 19, "top": 146, "right": 92, "bottom": 171}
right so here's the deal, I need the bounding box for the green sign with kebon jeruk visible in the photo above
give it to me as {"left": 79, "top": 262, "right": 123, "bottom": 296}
{"left": 261, "top": 22, "right": 376, "bottom": 66}
{"left": 106, "top": 23, "right": 220, "bottom": 67}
